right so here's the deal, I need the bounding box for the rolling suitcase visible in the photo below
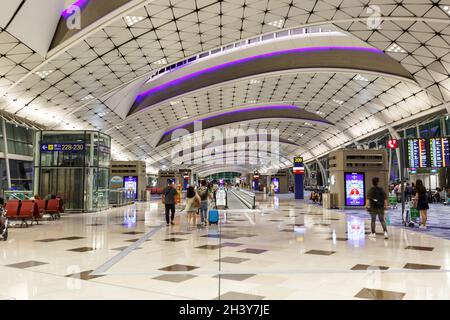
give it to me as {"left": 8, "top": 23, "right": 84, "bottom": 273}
{"left": 208, "top": 209, "right": 219, "bottom": 224}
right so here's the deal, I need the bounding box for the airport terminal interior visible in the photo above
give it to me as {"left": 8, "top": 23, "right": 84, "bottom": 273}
{"left": 2, "top": 0, "right": 450, "bottom": 300}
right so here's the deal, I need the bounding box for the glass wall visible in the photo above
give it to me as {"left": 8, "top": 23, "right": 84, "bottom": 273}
{"left": 205, "top": 172, "right": 241, "bottom": 182}
{"left": 315, "top": 113, "right": 450, "bottom": 186}
{"left": 0, "top": 120, "right": 34, "bottom": 197}
{"left": 34, "top": 130, "right": 111, "bottom": 212}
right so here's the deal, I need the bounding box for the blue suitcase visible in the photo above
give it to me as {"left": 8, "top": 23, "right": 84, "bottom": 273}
{"left": 208, "top": 209, "right": 219, "bottom": 224}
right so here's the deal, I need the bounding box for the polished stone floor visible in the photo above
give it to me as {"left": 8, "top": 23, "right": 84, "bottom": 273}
{"left": 1, "top": 194, "right": 450, "bottom": 300}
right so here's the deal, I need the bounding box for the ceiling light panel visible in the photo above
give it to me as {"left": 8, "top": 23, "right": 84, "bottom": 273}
{"left": 386, "top": 43, "right": 406, "bottom": 53}
{"left": 267, "top": 19, "right": 284, "bottom": 28}
{"left": 125, "top": 16, "right": 145, "bottom": 27}
{"left": 36, "top": 70, "right": 53, "bottom": 79}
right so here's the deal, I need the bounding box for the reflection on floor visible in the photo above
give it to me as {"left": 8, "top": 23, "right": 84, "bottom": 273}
{"left": 345, "top": 202, "right": 450, "bottom": 240}
{"left": 1, "top": 194, "right": 449, "bottom": 300}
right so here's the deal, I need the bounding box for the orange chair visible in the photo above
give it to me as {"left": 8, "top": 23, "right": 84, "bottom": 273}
{"left": 19, "top": 200, "right": 38, "bottom": 227}
{"left": 35, "top": 199, "right": 49, "bottom": 220}
{"left": 5, "top": 200, "right": 20, "bottom": 219}
{"left": 46, "top": 199, "right": 60, "bottom": 219}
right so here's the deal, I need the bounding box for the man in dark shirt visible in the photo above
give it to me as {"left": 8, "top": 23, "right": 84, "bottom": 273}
{"left": 366, "top": 177, "right": 388, "bottom": 239}
{"left": 162, "top": 182, "right": 178, "bottom": 226}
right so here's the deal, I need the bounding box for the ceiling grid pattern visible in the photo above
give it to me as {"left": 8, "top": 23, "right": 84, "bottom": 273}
{"left": 0, "top": 0, "right": 448, "bottom": 171}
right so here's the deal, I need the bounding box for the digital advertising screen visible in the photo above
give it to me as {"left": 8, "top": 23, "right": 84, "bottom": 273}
{"left": 344, "top": 172, "right": 365, "bottom": 206}
{"left": 271, "top": 178, "right": 280, "bottom": 193}
{"left": 406, "top": 138, "right": 428, "bottom": 168}
{"left": 124, "top": 176, "right": 138, "bottom": 199}
{"left": 429, "top": 137, "right": 450, "bottom": 168}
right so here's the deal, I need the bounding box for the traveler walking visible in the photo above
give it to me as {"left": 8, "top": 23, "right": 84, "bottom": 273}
{"left": 162, "top": 182, "right": 178, "bottom": 226}
{"left": 184, "top": 186, "right": 200, "bottom": 228}
{"left": 197, "top": 180, "right": 211, "bottom": 226}
{"left": 366, "top": 177, "right": 389, "bottom": 239}
{"left": 414, "top": 179, "right": 429, "bottom": 229}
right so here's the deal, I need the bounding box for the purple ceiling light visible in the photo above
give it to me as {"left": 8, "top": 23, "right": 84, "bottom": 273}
{"left": 164, "top": 105, "right": 304, "bottom": 136}
{"left": 136, "top": 46, "right": 383, "bottom": 102}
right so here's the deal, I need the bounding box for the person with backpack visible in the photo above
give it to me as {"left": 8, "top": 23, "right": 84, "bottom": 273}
{"left": 184, "top": 186, "right": 200, "bottom": 228}
{"left": 414, "top": 179, "right": 429, "bottom": 229}
{"left": 162, "top": 182, "right": 178, "bottom": 226}
{"left": 366, "top": 177, "right": 389, "bottom": 239}
{"left": 197, "top": 180, "right": 211, "bottom": 226}
{"left": 405, "top": 183, "right": 414, "bottom": 201}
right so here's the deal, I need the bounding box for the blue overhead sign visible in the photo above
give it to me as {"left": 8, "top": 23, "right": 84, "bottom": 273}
{"left": 41, "top": 143, "right": 85, "bottom": 152}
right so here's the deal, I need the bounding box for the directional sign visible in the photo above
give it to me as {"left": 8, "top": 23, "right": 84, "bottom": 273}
{"left": 293, "top": 156, "right": 304, "bottom": 174}
{"left": 41, "top": 143, "right": 85, "bottom": 152}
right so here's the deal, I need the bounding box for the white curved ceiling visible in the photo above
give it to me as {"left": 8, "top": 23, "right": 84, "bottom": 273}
{"left": 0, "top": 0, "right": 449, "bottom": 174}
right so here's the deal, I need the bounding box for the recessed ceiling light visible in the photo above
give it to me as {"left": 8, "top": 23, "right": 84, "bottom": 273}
{"left": 354, "top": 74, "right": 369, "bottom": 82}
{"left": 297, "top": 133, "right": 304, "bottom": 137}
{"left": 267, "top": 19, "right": 284, "bottom": 28}
{"left": 180, "top": 116, "right": 188, "bottom": 120}
{"left": 81, "top": 94, "right": 94, "bottom": 101}
{"left": 36, "top": 70, "right": 53, "bottom": 79}
{"left": 303, "top": 122, "right": 312, "bottom": 126}
{"left": 247, "top": 100, "right": 256, "bottom": 104}
{"left": 316, "top": 110, "right": 325, "bottom": 116}
{"left": 441, "top": 5, "right": 450, "bottom": 15}
{"left": 333, "top": 99, "right": 344, "bottom": 105}
{"left": 250, "top": 79, "right": 261, "bottom": 85}
{"left": 288, "top": 138, "right": 294, "bottom": 142}
{"left": 124, "top": 16, "right": 145, "bottom": 27}
{"left": 170, "top": 100, "right": 180, "bottom": 106}
{"left": 153, "top": 58, "right": 168, "bottom": 65}
{"left": 386, "top": 43, "right": 406, "bottom": 53}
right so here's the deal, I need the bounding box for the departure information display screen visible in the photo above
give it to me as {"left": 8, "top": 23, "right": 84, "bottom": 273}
{"left": 406, "top": 138, "right": 428, "bottom": 168}
{"left": 430, "top": 137, "right": 450, "bottom": 167}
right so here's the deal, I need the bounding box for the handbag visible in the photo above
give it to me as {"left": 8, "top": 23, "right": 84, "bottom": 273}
{"left": 194, "top": 195, "right": 201, "bottom": 208}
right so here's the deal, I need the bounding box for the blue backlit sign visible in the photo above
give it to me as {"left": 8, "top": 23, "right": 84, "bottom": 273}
{"left": 41, "top": 143, "right": 85, "bottom": 152}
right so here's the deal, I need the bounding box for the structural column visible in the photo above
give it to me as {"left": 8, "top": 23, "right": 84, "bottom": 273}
{"left": 1, "top": 119, "right": 11, "bottom": 189}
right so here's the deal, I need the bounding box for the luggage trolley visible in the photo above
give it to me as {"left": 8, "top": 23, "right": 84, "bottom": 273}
{"left": 403, "top": 200, "right": 420, "bottom": 227}
{"left": 388, "top": 194, "right": 398, "bottom": 209}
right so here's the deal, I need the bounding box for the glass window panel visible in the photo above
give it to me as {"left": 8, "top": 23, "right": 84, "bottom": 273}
{"left": 405, "top": 127, "right": 416, "bottom": 138}
{"left": 7, "top": 140, "right": 16, "bottom": 154}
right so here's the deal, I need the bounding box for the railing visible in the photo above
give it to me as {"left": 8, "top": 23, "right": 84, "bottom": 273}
{"left": 109, "top": 188, "right": 134, "bottom": 207}
{"left": 230, "top": 188, "right": 256, "bottom": 209}
{"left": 3, "top": 190, "right": 33, "bottom": 201}
{"left": 146, "top": 25, "right": 340, "bottom": 83}
{"left": 93, "top": 189, "right": 110, "bottom": 210}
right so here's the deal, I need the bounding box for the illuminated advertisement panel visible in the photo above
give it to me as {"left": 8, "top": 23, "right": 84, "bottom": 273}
{"left": 271, "top": 178, "right": 280, "bottom": 193}
{"left": 345, "top": 172, "right": 365, "bottom": 206}
{"left": 124, "top": 176, "right": 138, "bottom": 200}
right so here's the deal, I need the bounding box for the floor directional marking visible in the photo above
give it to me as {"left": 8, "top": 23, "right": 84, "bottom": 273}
{"left": 91, "top": 224, "right": 164, "bottom": 276}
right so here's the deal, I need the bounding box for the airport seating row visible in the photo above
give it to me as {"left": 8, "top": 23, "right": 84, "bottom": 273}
{"left": 148, "top": 187, "right": 163, "bottom": 194}
{"left": 4, "top": 199, "right": 63, "bottom": 228}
